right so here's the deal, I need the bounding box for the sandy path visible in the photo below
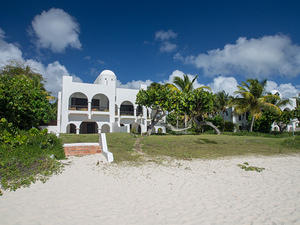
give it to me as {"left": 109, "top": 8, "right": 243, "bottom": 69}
{"left": 1, "top": 154, "right": 300, "bottom": 225}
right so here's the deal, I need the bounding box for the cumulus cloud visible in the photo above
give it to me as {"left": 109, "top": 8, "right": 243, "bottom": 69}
{"left": 160, "top": 42, "right": 177, "bottom": 53}
{"left": 265, "top": 80, "right": 299, "bottom": 98}
{"left": 208, "top": 76, "right": 238, "bottom": 96}
{"left": 155, "top": 30, "right": 177, "bottom": 41}
{"left": 177, "top": 35, "right": 300, "bottom": 78}
{"left": 155, "top": 29, "right": 177, "bottom": 53}
{"left": 0, "top": 30, "right": 23, "bottom": 67}
{"left": 0, "top": 28, "right": 81, "bottom": 96}
{"left": 117, "top": 79, "right": 153, "bottom": 89}
{"left": 163, "top": 70, "right": 205, "bottom": 89}
{"left": 31, "top": 8, "right": 81, "bottom": 52}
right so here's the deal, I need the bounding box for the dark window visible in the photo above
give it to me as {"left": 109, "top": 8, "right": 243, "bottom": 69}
{"left": 71, "top": 98, "right": 87, "bottom": 106}
{"left": 92, "top": 99, "right": 99, "bottom": 106}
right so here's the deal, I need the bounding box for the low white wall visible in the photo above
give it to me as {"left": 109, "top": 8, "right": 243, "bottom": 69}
{"left": 100, "top": 133, "right": 114, "bottom": 163}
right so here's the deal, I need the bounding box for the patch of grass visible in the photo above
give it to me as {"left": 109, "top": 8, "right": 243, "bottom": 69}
{"left": 59, "top": 134, "right": 99, "bottom": 144}
{"left": 106, "top": 133, "right": 141, "bottom": 163}
{"left": 238, "top": 162, "right": 265, "bottom": 172}
{"left": 281, "top": 136, "right": 300, "bottom": 149}
{"left": 141, "top": 134, "right": 300, "bottom": 160}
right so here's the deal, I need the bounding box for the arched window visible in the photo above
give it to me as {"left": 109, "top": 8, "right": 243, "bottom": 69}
{"left": 69, "top": 92, "right": 88, "bottom": 111}
{"left": 91, "top": 94, "right": 109, "bottom": 111}
{"left": 120, "top": 101, "right": 134, "bottom": 116}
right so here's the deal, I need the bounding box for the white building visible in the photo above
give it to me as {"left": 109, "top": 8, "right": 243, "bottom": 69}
{"left": 46, "top": 70, "right": 166, "bottom": 134}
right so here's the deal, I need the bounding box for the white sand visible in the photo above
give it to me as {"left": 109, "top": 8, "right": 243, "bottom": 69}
{"left": 1, "top": 154, "right": 300, "bottom": 225}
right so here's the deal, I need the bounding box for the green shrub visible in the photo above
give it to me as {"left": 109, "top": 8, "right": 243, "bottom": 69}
{"left": 0, "top": 121, "right": 65, "bottom": 192}
{"left": 224, "top": 121, "right": 235, "bottom": 132}
{"left": 157, "top": 128, "right": 163, "bottom": 134}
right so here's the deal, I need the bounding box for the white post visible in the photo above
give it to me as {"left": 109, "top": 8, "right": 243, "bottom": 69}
{"left": 76, "top": 127, "right": 80, "bottom": 134}
{"left": 88, "top": 101, "right": 91, "bottom": 119}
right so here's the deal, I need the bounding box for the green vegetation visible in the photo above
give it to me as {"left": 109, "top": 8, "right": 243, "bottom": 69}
{"left": 140, "top": 134, "right": 300, "bottom": 160}
{"left": 238, "top": 162, "right": 265, "bottom": 172}
{"left": 0, "top": 65, "right": 55, "bottom": 129}
{"left": 106, "top": 133, "right": 141, "bottom": 163}
{"left": 0, "top": 119, "right": 65, "bottom": 192}
{"left": 60, "top": 134, "right": 99, "bottom": 144}
{"left": 0, "top": 65, "right": 63, "bottom": 195}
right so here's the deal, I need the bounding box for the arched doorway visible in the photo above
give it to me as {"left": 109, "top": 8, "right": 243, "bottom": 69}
{"left": 67, "top": 123, "right": 76, "bottom": 134}
{"left": 101, "top": 124, "right": 110, "bottom": 133}
{"left": 80, "top": 122, "right": 98, "bottom": 134}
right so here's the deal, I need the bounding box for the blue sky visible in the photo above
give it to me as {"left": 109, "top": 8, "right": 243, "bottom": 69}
{"left": 0, "top": 0, "right": 300, "bottom": 97}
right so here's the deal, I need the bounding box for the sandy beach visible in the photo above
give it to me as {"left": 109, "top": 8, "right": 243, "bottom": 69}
{"left": 1, "top": 154, "right": 300, "bottom": 225}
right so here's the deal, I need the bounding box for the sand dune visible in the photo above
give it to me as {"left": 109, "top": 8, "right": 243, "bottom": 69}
{"left": 1, "top": 154, "right": 300, "bottom": 225}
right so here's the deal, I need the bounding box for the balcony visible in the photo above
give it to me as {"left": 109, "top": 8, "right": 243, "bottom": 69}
{"left": 91, "top": 106, "right": 109, "bottom": 112}
{"left": 69, "top": 105, "right": 88, "bottom": 112}
{"left": 120, "top": 110, "right": 134, "bottom": 116}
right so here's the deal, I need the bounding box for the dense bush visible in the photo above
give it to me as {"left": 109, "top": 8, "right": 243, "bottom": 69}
{"left": 224, "top": 121, "right": 235, "bottom": 132}
{"left": 0, "top": 118, "right": 65, "bottom": 193}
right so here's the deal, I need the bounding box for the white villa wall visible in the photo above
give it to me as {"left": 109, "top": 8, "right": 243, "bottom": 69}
{"left": 46, "top": 70, "right": 162, "bottom": 135}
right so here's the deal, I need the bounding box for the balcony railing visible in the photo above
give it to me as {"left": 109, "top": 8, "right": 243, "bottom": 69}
{"left": 91, "top": 106, "right": 109, "bottom": 112}
{"left": 120, "top": 110, "right": 134, "bottom": 116}
{"left": 69, "top": 105, "right": 88, "bottom": 111}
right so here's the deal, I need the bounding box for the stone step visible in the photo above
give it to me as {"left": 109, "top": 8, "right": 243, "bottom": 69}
{"left": 63, "top": 143, "right": 101, "bottom": 156}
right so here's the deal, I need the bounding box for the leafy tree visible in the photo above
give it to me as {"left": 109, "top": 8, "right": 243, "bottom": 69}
{"left": 180, "top": 89, "right": 221, "bottom": 134}
{"left": 0, "top": 67, "right": 53, "bottom": 130}
{"left": 231, "top": 79, "right": 280, "bottom": 132}
{"left": 170, "top": 74, "right": 210, "bottom": 129}
{"left": 136, "top": 83, "right": 180, "bottom": 135}
{"left": 274, "top": 110, "right": 294, "bottom": 132}
{"left": 214, "top": 91, "right": 231, "bottom": 115}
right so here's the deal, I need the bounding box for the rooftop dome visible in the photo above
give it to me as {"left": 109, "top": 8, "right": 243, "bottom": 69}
{"left": 94, "top": 69, "right": 116, "bottom": 84}
{"left": 100, "top": 70, "right": 116, "bottom": 78}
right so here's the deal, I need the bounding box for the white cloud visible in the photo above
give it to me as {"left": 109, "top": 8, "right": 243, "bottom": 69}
{"left": 31, "top": 8, "right": 81, "bottom": 52}
{"left": 155, "top": 30, "right": 177, "bottom": 41}
{"left": 0, "top": 30, "right": 23, "bottom": 67}
{"left": 208, "top": 76, "right": 238, "bottom": 96}
{"left": 26, "top": 60, "right": 82, "bottom": 95}
{"left": 117, "top": 79, "right": 153, "bottom": 89}
{"left": 163, "top": 70, "right": 205, "bottom": 89}
{"left": 265, "top": 80, "right": 299, "bottom": 98}
{"left": 160, "top": 41, "right": 177, "bottom": 53}
{"left": 178, "top": 35, "right": 300, "bottom": 78}
{"left": 155, "top": 29, "right": 177, "bottom": 53}
{"left": 0, "top": 28, "right": 81, "bottom": 96}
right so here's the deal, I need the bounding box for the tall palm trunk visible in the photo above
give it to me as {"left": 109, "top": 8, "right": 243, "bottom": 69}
{"left": 250, "top": 116, "right": 255, "bottom": 132}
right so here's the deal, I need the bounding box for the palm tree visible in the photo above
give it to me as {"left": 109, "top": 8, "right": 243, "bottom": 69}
{"left": 231, "top": 79, "right": 280, "bottom": 132}
{"left": 170, "top": 74, "right": 210, "bottom": 128}
{"left": 215, "top": 91, "right": 232, "bottom": 115}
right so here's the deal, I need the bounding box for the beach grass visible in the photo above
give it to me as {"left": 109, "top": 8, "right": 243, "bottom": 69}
{"left": 106, "top": 133, "right": 141, "bottom": 163}
{"left": 140, "top": 134, "right": 300, "bottom": 160}
{"left": 59, "top": 134, "right": 99, "bottom": 144}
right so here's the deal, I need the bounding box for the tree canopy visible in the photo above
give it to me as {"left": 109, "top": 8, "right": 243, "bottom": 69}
{"left": 0, "top": 65, "right": 54, "bottom": 130}
{"left": 231, "top": 79, "right": 280, "bottom": 132}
